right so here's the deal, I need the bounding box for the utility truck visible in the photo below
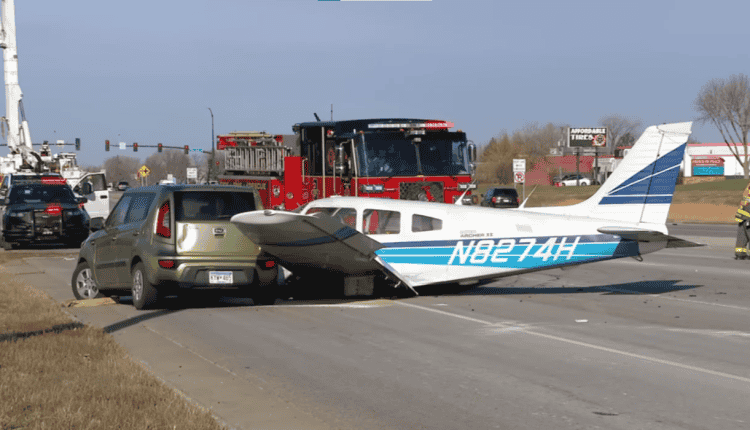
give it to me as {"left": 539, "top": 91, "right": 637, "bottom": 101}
{"left": 0, "top": 0, "right": 109, "bottom": 219}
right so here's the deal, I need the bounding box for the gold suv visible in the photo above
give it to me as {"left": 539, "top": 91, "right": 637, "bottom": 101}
{"left": 71, "top": 184, "right": 278, "bottom": 309}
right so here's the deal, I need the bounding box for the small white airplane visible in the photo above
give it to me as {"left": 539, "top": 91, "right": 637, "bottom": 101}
{"left": 231, "top": 122, "right": 700, "bottom": 296}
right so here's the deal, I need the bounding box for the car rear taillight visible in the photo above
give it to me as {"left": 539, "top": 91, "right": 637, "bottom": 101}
{"left": 491, "top": 197, "right": 498, "bottom": 203}
{"left": 158, "top": 260, "right": 175, "bottom": 269}
{"left": 264, "top": 260, "right": 276, "bottom": 269}
{"left": 517, "top": 197, "right": 521, "bottom": 204}
{"left": 156, "top": 202, "right": 171, "bottom": 238}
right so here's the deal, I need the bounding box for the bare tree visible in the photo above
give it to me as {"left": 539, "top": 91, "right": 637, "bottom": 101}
{"left": 103, "top": 155, "right": 141, "bottom": 185}
{"left": 479, "top": 123, "right": 566, "bottom": 184}
{"left": 599, "top": 114, "right": 642, "bottom": 150}
{"left": 695, "top": 73, "right": 750, "bottom": 179}
{"left": 145, "top": 149, "right": 192, "bottom": 184}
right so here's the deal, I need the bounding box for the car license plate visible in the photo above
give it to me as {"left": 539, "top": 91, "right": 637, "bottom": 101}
{"left": 209, "top": 271, "right": 233, "bottom": 284}
{"left": 42, "top": 229, "right": 53, "bottom": 235}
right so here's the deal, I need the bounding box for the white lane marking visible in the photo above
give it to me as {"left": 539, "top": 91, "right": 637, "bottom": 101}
{"left": 277, "top": 299, "right": 393, "bottom": 309}
{"left": 520, "top": 272, "right": 750, "bottom": 312}
{"left": 598, "top": 286, "right": 750, "bottom": 312}
{"left": 665, "top": 328, "right": 750, "bottom": 338}
{"left": 396, "top": 301, "right": 750, "bottom": 384}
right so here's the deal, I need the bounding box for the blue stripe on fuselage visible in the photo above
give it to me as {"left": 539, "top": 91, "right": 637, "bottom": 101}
{"left": 375, "top": 234, "right": 639, "bottom": 269}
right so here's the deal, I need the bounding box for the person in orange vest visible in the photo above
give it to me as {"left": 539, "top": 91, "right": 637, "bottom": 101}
{"left": 735, "top": 182, "right": 750, "bottom": 259}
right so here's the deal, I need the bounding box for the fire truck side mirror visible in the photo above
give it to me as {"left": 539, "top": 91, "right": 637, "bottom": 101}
{"left": 334, "top": 144, "right": 348, "bottom": 175}
{"left": 468, "top": 143, "right": 477, "bottom": 163}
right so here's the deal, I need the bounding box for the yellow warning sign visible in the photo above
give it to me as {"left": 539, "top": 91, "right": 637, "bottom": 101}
{"left": 139, "top": 165, "right": 151, "bottom": 177}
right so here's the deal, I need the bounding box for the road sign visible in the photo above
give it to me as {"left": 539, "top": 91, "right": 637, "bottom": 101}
{"left": 514, "top": 171, "right": 525, "bottom": 183}
{"left": 186, "top": 167, "right": 197, "bottom": 179}
{"left": 119, "top": 142, "right": 126, "bottom": 150}
{"left": 139, "top": 165, "right": 151, "bottom": 177}
{"left": 56, "top": 139, "right": 65, "bottom": 149}
{"left": 513, "top": 159, "right": 526, "bottom": 173}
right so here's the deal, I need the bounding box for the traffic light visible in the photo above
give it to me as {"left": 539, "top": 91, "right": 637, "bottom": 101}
{"left": 184, "top": 145, "right": 189, "bottom": 154}
{"left": 75, "top": 138, "right": 80, "bottom": 151}
{"left": 133, "top": 142, "right": 138, "bottom": 152}
{"left": 157, "top": 143, "right": 162, "bottom": 153}
{"left": 105, "top": 140, "right": 110, "bottom": 151}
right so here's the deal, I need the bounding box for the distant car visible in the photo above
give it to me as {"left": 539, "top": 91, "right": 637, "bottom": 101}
{"left": 117, "top": 181, "right": 129, "bottom": 191}
{"left": 480, "top": 187, "right": 520, "bottom": 208}
{"left": 0, "top": 181, "right": 89, "bottom": 249}
{"left": 71, "top": 184, "right": 279, "bottom": 309}
{"left": 555, "top": 174, "right": 592, "bottom": 187}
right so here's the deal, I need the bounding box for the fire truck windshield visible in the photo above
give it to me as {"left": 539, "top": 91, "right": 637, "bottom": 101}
{"left": 357, "top": 133, "right": 469, "bottom": 177}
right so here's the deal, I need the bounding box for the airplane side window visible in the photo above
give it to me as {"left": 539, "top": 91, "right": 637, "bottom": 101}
{"left": 306, "top": 207, "right": 337, "bottom": 216}
{"left": 412, "top": 214, "right": 443, "bottom": 232}
{"left": 308, "top": 207, "right": 357, "bottom": 228}
{"left": 363, "top": 209, "right": 400, "bottom": 235}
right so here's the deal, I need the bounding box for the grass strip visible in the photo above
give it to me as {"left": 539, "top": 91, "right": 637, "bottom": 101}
{"left": 0, "top": 263, "right": 226, "bottom": 430}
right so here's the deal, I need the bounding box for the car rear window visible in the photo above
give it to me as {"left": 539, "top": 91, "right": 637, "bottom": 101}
{"left": 491, "top": 189, "right": 518, "bottom": 197}
{"left": 8, "top": 185, "right": 77, "bottom": 204}
{"left": 174, "top": 191, "right": 257, "bottom": 221}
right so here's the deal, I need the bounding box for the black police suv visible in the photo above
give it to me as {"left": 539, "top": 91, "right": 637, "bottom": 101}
{"left": 1, "top": 182, "right": 89, "bottom": 249}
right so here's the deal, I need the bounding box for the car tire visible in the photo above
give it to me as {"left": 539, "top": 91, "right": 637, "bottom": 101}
{"left": 251, "top": 266, "right": 279, "bottom": 306}
{"left": 131, "top": 262, "right": 160, "bottom": 310}
{"left": 1, "top": 238, "right": 14, "bottom": 251}
{"left": 71, "top": 261, "right": 103, "bottom": 300}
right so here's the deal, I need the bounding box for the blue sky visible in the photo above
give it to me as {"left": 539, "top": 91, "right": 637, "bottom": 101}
{"left": 9, "top": 0, "right": 750, "bottom": 166}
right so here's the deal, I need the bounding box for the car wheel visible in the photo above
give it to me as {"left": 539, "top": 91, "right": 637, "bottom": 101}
{"left": 71, "top": 261, "right": 103, "bottom": 300}
{"left": 251, "top": 266, "right": 279, "bottom": 305}
{"left": 1, "top": 238, "right": 14, "bottom": 251}
{"left": 131, "top": 262, "right": 160, "bottom": 310}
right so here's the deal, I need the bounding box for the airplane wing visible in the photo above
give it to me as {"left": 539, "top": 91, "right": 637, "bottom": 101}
{"left": 597, "top": 227, "right": 704, "bottom": 248}
{"left": 230, "top": 210, "right": 417, "bottom": 294}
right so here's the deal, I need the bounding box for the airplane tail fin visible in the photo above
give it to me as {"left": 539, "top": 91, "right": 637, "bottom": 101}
{"left": 540, "top": 122, "right": 692, "bottom": 226}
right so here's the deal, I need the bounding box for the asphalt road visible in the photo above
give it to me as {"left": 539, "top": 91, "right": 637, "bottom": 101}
{"left": 5, "top": 224, "right": 750, "bottom": 430}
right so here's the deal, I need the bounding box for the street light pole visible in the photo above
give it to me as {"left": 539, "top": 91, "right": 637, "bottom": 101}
{"left": 208, "top": 107, "right": 215, "bottom": 182}
{"left": 208, "top": 107, "right": 214, "bottom": 153}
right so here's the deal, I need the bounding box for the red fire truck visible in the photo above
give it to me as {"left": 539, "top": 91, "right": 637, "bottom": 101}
{"left": 217, "top": 119, "right": 477, "bottom": 210}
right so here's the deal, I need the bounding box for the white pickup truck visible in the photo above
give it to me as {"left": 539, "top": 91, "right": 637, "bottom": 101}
{"left": 68, "top": 172, "right": 111, "bottom": 220}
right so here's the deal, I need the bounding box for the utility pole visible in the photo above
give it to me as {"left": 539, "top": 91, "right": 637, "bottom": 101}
{"left": 208, "top": 107, "right": 215, "bottom": 181}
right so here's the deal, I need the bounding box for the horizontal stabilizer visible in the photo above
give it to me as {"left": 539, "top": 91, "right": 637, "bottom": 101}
{"left": 597, "top": 227, "right": 704, "bottom": 248}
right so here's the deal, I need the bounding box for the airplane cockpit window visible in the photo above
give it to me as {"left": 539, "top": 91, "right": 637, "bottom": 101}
{"left": 412, "top": 214, "right": 443, "bottom": 232}
{"left": 363, "top": 209, "right": 400, "bottom": 235}
{"left": 307, "top": 206, "right": 357, "bottom": 228}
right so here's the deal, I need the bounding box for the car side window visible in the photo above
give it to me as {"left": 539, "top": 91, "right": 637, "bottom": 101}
{"left": 107, "top": 195, "right": 133, "bottom": 227}
{"left": 123, "top": 193, "right": 155, "bottom": 224}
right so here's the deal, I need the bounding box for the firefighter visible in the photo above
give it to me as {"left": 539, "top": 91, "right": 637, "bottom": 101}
{"left": 734, "top": 182, "right": 750, "bottom": 259}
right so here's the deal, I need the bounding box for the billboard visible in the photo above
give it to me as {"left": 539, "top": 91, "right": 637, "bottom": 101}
{"left": 691, "top": 156, "right": 724, "bottom": 176}
{"left": 568, "top": 127, "right": 608, "bottom": 148}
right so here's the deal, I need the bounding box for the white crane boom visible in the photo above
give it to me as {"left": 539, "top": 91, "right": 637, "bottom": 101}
{"left": 0, "top": 0, "right": 39, "bottom": 172}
